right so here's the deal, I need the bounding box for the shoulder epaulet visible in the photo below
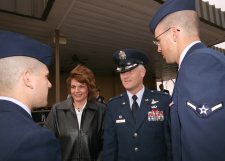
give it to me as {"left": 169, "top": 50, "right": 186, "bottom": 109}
{"left": 150, "top": 89, "right": 170, "bottom": 96}
{"left": 108, "top": 94, "right": 123, "bottom": 103}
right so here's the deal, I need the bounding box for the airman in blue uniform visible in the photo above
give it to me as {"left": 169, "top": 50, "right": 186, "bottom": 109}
{"left": 149, "top": 0, "right": 225, "bottom": 161}
{"left": 103, "top": 49, "right": 172, "bottom": 161}
{"left": 0, "top": 30, "right": 61, "bottom": 161}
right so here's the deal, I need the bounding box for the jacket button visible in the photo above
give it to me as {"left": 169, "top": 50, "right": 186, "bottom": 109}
{"left": 134, "top": 133, "right": 138, "bottom": 137}
{"left": 134, "top": 147, "right": 138, "bottom": 151}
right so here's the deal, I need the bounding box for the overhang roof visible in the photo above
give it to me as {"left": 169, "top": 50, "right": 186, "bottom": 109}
{"left": 0, "top": 0, "right": 224, "bottom": 81}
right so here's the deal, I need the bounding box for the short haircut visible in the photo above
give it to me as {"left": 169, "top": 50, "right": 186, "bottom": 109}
{"left": 0, "top": 56, "right": 44, "bottom": 91}
{"left": 159, "top": 10, "right": 199, "bottom": 35}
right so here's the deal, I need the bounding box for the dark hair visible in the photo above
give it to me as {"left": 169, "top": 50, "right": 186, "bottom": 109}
{"left": 66, "top": 64, "right": 97, "bottom": 101}
{"left": 159, "top": 83, "right": 164, "bottom": 90}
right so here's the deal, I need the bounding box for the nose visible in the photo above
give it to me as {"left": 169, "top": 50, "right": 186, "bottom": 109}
{"left": 74, "top": 87, "right": 79, "bottom": 92}
{"left": 157, "top": 45, "right": 162, "bottom": 53}
{"left": 121, "top": 72, "right": 129, "bottom": 78}
{"left": 48, "top": 81, "right": 52, "bottom": 88}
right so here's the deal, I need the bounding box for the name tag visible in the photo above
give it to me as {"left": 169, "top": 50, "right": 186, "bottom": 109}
{"left": 116, "top": 119, "right": 126, "bottom": 123}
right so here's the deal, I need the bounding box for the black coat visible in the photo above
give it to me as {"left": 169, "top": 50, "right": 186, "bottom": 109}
{"left": 44, "top": 98, "right": 106, "bottom": 161}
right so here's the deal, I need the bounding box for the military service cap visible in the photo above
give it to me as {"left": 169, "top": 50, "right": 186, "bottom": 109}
{"left": 149, "top": 0, "right": 196, "bottom": 33}
{"left": 0, "top": 30, "right": 52, "bottom": 67}
{"left": 112, "top": 48, "right": 149, "bottom": 73}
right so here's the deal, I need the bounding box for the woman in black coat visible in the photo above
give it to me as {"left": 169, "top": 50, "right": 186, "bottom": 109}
{"left": 45, "top": 64, "right": 106, "bottom": 161}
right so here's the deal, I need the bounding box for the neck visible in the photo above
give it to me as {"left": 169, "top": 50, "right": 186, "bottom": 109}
{"left": 2, "top": 91, "right": 32, "bottom": 111}
{"left": 73, "top": 100, "right": 87, "bottom": 111}
{"left": 176, "top": 35, "right": 200, "bottom": 64}
{"left": 128, "top": 84, "right": 144, "bottom": 95}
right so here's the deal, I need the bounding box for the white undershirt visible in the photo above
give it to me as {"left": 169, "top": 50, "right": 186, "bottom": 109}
{"left": 74, "top": 102, "right": 87, "bottom": 129}
{"left": 0, "top": 96, "right": 31, "bottom": 116}
{"left": 127, "top": 85, "right": 145, "bottom": 110}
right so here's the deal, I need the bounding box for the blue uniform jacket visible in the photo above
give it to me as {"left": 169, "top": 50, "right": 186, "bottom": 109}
{"left": 0, "top": 100, "right": 61, "bottom": 161}
{"left": 103, "top": 88, "right": 172, "bottom": 161}
{"left": 171, "top": 43, "right": 225, "bottom": 161}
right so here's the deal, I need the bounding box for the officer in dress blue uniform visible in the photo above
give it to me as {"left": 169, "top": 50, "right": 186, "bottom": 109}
{"left": 103, "top": 48, "right": 172, "bottom": 161}
{"left": 149, "top": 0, "right": 225, "bottom": 161}
{"left": 0, "top": 30, "right": 61, "bottom": 161}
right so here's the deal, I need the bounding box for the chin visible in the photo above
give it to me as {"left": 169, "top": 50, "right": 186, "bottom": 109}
{"left": 123, "top": 84, "right": 130, "bottom": 89}
{"left": 165, "top": 59, "right": 172, "bottom": 64}
{"left": 125, "top": 86, "right": 133, "bottom": 91}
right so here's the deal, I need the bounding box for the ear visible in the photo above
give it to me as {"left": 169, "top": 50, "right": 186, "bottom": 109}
{"left": 140, "top": 67, "right": 146, "bottom": 78}
{"left": 171, "top": 27, "right": 180, "bottom": 42}
{"left": 171, "top": 28, "right": 177, "bottom": 42}
{"left": 23, "top": 71, "right": 34, "bottom": 89}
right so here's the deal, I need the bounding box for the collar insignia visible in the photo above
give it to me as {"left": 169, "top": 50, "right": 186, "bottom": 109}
{"left": 145, "top": 98, "right": 150, "bottom": 102}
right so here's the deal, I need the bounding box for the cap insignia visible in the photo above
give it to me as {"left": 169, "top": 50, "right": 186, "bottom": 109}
{"left": 118, "top": 50, "right": 126, "bottom": 60}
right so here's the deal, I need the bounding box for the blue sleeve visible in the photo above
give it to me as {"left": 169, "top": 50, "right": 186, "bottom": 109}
{"left": 11, "top": 127, "right": 62, "bottom": 161}
{"left": 103, "top": 102, "right": 117, "bottom": 161}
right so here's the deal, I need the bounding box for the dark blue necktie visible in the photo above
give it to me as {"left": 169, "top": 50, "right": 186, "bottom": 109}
{"left": 132, "top": 95, "right": 139, "bottom": 122}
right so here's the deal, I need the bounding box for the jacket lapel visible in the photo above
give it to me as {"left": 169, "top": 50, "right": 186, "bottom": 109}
{"left": 81, "top": 102, "right": 97, "bottom": 131}
{"left": 180, "top": 42, "right": 206, "bottom": 69}
{"left": 135, "top": 89, "right": 151, "bottom": 130}
{"left": 0, "top": 100, "right": 32, "bottom": 120}
{"left": 120, "top": 93, "right": 135, "bottom": 126}
{"left": 173, "top": 42, "right": 206, "bottom": 97}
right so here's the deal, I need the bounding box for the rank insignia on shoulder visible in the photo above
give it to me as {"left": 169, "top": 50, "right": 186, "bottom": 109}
{"left": 169, "top": 101, "right": 174, "bottom": 107}
{"left": 108, "top": 94, "right": 123, "bottom": 102}
{"left": 187, "top": 101, "right": 223, "bottom": 118}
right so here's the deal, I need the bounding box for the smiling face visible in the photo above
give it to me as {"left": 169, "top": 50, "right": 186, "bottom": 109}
{"left": 120, "top": 65, "right": 146, "bottom": 94}
{"left": 70, "top": 79, "right": 88, "bottom": 104}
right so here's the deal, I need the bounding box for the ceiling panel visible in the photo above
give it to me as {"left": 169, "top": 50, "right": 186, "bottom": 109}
{"left": 0, "top": 0, "right": 224, "bottom": 81}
